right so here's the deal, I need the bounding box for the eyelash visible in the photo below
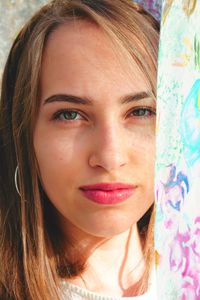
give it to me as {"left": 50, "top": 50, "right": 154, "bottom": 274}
{"left": 52, "top": 107, "right": 156, "bottom": 122}
{"left": 52, "top": 109, "right": 86, "bottom": 122}
{"left": 127, "top": 107, "right": 156, "bottom": 118}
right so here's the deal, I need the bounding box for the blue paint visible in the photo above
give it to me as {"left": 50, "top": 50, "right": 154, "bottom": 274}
{"left": 181, "top": 79, "right": 200, "bottom": 166}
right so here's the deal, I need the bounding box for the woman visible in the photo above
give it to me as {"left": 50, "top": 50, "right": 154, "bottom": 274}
{"left": 0, "top": 0, "right": 159, "bottom": 299}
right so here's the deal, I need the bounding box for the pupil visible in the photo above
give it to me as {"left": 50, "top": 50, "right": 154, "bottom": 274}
{"left": 139, "top": 109, "right": 145, "bottom": 116}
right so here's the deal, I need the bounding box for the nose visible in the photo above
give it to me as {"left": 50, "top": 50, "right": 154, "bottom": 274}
{"left": 88, "top": 124, "right": 129, "bottom": 172}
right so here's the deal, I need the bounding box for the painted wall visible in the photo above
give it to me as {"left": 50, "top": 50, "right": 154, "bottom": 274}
{"left": 155, "top": 1, "right": 200, "bottom": 299}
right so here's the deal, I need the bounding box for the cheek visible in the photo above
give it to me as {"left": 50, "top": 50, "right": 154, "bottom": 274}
{"left": 129, "top": 119, "right": 155, "bottom": 148}
{"left": 33, "top": 125, "right": 86, "bottom": 195}
{"left": 131, "top": 128, "right": 155, "bottom": 167}
{"left": 134, "top": 132, "right": 155, "bottom": 204}
{"left": 35, "top": 136, "right": 73, "bottom": 174}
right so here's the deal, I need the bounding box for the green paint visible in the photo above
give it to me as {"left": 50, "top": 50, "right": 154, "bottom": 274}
{"left": 194, "top": 35, "right": 200, "bottom": 70}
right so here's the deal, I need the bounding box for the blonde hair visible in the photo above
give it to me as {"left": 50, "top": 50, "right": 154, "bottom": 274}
{"left": 0, "top": 1, "right": 159, "bottom": 299}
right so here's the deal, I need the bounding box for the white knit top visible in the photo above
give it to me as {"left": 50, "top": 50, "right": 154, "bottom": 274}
{"left": 60, "top": 268, "right": 157, "bottom": 300}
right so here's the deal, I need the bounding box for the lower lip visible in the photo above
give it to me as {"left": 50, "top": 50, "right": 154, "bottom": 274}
{"left": 80, "top": 188, "right": 135, "bottom": 205}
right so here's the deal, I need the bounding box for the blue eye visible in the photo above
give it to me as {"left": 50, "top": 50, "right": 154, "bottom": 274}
{"left": 53, "top": 110, "right": 83, "bottom": 121}
{"left": 130, "top": 107, "right": 156, "bottom": 117}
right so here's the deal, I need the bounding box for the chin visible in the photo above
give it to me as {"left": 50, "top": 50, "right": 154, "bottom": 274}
{"left": 78, "top": 218, "right": 137, "bottom": 238}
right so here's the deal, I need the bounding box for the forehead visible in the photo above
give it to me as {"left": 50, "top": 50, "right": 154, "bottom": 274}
{"left": 45, "top": 21, "right": 118, "bottom": 67}
{"left": 40, "top": 20, "right": 148, "bottom": 98}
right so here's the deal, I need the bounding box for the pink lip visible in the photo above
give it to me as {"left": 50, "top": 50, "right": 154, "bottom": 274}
{"left": 79, "top": 183, "right": 136, "bottom": 205}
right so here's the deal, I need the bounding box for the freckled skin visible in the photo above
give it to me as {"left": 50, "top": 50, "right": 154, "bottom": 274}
{"left": 34, "top": 21, "right": 156, "bottom": 240}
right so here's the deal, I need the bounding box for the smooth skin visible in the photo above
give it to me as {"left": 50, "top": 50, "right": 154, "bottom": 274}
{"left": 34, "top": 21, "right": 156, "bottom": 296}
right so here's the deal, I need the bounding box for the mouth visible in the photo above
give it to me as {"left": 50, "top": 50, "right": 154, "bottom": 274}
{"left": 79, "top": 183, "right": 137, "bottom": 205}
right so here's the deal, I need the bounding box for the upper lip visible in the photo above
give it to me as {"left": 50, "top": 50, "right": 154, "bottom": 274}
{"left": 79, "top": 183, "right": 136, "bottom": 191}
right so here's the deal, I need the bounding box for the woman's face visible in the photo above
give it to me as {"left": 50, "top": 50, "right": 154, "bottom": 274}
{"left": 34, "top": 21, "right": 156, "bottom": 238}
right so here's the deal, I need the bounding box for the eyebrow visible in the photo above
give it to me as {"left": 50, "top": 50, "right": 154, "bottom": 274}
{"left": 43, "top": 91, "right": 152, "bottom": 106}
{"left": 121, "top": 91, "right": 152, "bottom": 104}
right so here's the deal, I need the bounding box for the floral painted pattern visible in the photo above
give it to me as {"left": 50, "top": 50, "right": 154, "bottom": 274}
{"left": 155, "top": 0, "right": 200, "bottom": 299}
{"left": 134, "top": 0, "right": 162, "bottom": 20}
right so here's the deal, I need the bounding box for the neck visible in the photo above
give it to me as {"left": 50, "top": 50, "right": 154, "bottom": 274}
{"left": 66, "top": 224, "right": 145, "bottom": 297}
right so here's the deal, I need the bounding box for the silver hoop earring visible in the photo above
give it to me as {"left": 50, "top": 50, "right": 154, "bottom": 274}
{"left": 14, "top": 165, "right": 21, "bottom": 195}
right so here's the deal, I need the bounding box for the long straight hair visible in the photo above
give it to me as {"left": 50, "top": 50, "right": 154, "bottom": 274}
{"left": 0, "top": 1, "right": 159, "bottom": 299}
